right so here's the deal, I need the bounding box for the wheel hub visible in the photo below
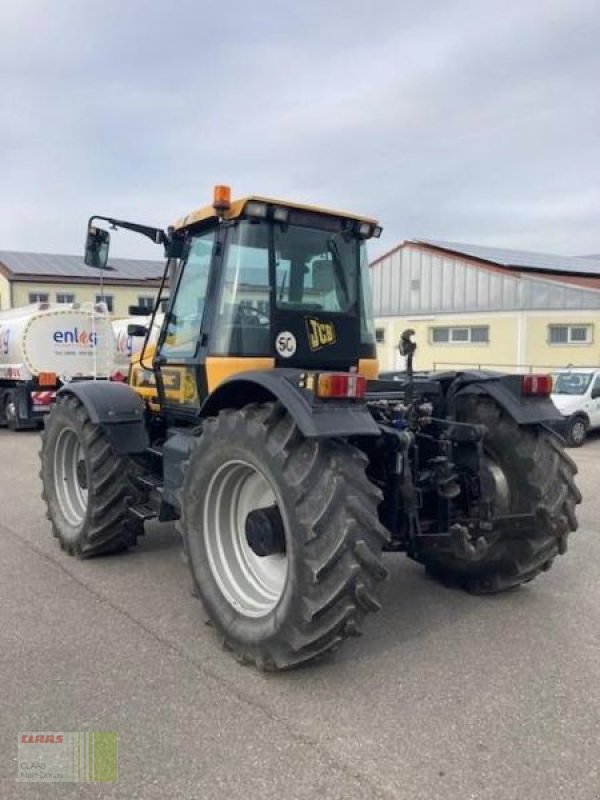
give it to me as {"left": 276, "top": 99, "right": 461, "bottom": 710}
{"left": 245, "top": 505, "right": 286, "bottom": 557}
{"left": 76, "top": 459, "right": 88, "bottom": 490}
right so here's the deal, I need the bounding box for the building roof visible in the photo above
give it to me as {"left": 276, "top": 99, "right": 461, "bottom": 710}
{"left": 414, "top": 239, "right": 600, "bottom": 277}
{"left": 0, "top": 250, "right": 164, "bottom": 284}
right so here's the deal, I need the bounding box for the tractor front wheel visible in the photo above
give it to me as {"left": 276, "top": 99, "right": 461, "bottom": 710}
{"left": 40, "top": 394, "right": 141, "bottom": 557}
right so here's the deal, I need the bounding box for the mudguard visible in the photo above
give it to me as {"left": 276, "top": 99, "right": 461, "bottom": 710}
{"left": 200, "top": 369, "right": 381, "bottom": 438}
{"left": 58, "top": 381, "right": 149, "bottom": 454}
{"left": 452, "top": 371, "right": 563, "bottom": 426}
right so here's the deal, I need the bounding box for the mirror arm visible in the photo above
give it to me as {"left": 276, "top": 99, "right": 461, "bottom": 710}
{"left": 88, "top": 215, "right": 168, "bottom": 246}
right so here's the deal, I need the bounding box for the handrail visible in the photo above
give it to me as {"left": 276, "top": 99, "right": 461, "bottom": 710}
{"left": 431, "top": 361, "right": 599, "bottom": 373}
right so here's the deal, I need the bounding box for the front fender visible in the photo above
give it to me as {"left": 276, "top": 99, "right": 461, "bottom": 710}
{"left": 58, "top": 381, "right": 149, "bottom": 454}
{"left": 200, "top": 369, "right": 381, "bottom": 438}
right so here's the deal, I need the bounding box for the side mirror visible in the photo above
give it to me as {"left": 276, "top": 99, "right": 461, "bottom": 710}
{"left": 591, "top": 387, "right": 600, "bottom": 399}
{"left": 128, "top": 305, "right": 150, "bottom": 316}
{"left": 127, "top": 324, "right": 148, "bottom": 338}
{"left": 84, "top": 225, "right": 110, "bottom": 268}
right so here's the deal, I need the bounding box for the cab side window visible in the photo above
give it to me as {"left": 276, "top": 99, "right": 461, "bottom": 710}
{"left": 161, "top": 231, "right": 215, "bottom": 359}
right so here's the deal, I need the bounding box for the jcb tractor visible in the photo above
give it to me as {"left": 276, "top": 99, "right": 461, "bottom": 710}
{"left": 40, "top": 187, "right": 581, "bottom": 670}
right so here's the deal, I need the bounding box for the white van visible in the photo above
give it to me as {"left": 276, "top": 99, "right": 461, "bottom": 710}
{"left": 551, "top": 368, "right": 600, "bottom": 446}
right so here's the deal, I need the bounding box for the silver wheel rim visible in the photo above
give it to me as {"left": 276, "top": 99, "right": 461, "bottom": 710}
{"left": 202, "top": 459, "right": 288, "bottom": 618}
{"left": 54, "top": 428, "right": 88, "bottom": 527}
{"left": 572, "top": 421, "right": 586, "bottom": 445}
{"left": 5, "top": 398, "right": 16, "bottom": 423}
{"left": 482, "top": 455, "right": 511, "bottom": 514}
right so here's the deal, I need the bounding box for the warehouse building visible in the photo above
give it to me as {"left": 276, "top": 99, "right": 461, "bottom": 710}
{"left": 371, "top": 240, "right": 600, "bottom": 372}
{"left": 0, "top": 251, "right": 164, "bottom": 316}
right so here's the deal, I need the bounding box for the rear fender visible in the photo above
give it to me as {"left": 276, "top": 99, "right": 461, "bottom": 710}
{"left": 454, "top": 372, "right": 563, "bottom": 426}
{"left": 58, "top": 381, "right": 149, "bottom": 454}
{"left": 200, "top": 369, "right": 381, "bottom": 438}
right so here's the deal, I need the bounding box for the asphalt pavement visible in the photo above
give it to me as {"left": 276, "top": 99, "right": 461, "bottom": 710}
{"left": 1, "top": 428, "right": 599, "bottom": 800}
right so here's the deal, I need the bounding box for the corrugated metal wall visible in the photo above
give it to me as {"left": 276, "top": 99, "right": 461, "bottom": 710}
{"left": 371, "top": 245, "right": 600, "bottom": 316}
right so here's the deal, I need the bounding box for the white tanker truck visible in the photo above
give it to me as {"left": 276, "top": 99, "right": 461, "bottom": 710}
{"left": 111, "top": 314, "right": 163, "bottom": 374}
{"left": 0, "top": 303, "right": 115, "bottom": 430}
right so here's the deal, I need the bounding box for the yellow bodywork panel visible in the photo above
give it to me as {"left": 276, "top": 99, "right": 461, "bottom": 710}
{"left": 128, "top": 344, "right": 198, "bottom": 411}
{"left": 205, "top": 356, "right": 276, "bottom": 393}
{"left": 358, "top": 358, "right": 379, "bottom": 380}
{"left": 174, "top": 194, "right": 378, "bottom": 232}
{"left": 129, "top": 350, "right": 378, "bottom": 410}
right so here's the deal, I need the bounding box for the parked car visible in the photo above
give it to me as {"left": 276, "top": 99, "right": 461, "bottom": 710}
{"left": 551, "top": 368, "right": 600, "bottom": 446}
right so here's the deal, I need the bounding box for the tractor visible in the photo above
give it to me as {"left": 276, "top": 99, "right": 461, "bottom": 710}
{"left": 40, "top": 186, "right": 582, "bottom": 670}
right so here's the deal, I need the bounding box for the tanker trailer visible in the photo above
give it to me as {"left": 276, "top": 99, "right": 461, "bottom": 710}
{"left": 111, "top": 314, "right": 163, "bottom": 376}
{"left": 0, "top": 303, "right": 114, "bottom": 430}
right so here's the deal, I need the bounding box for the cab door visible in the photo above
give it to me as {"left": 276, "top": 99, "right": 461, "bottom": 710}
{"left": 155, "top": 228, "right": 216, "bottom": 414}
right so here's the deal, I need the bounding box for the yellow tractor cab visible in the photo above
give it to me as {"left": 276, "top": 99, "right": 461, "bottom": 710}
{"left": 125, "top": 186, "right": 381, "bottom": 414}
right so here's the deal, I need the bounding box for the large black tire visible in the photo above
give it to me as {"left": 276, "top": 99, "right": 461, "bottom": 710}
{"left": 40, "top": 394, "right": 141, "bottom": 557}
{"left": 421, "top": 395, "right": 582, "bottom": 594}
{"left": 177, "top": 402, "right": 389, "bottom": 670}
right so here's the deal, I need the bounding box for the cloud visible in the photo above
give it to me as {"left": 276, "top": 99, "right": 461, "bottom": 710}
{"left": 0, "top": 0, "right": 599, "bottom": 260}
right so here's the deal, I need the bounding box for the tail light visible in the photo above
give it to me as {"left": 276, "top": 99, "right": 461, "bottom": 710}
{"left": 522, "top": 374, "right": 553, "bottom": 396}
{"left": 316, "top": 373, "right": 367, "bottom": 400}
{"left": 38, "top": 371, "right": 57, "bottom": 387}
{"left": 110, "top": 371, "right": 126, "bottom": 383}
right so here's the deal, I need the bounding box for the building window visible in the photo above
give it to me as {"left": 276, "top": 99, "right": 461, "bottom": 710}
{"left": 548, "top": 324, "right": 592, "bottom": 345}
{"left": 137, "top": 296, "right": 156, "bottom": 310}
{"left": 29, "top": 292, "right": 49, "bottom": 303}
{"left": 375, "top": 327, "right": 385, "bottom": 343}
{"left": 431, "top": 325, "right": 489, "bottom": 344}
{"left": 56, "top": 293, "right": 75, "bottom": 304}
{"left": 96, "top": 295, "right": 114, "bottom": 313}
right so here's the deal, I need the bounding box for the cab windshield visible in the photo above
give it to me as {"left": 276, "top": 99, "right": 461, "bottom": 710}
{"left": 552, "top": 372, "right": 593, "bottom": 395}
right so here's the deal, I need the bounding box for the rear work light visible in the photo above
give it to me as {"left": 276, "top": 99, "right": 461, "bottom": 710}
{"left": 522, "top": 374, "right": 553, "bottom": 396}
{"left": 316, "top": 372, "right": 367, "bottom": 400}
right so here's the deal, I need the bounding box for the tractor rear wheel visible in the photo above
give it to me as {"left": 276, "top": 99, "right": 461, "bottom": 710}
{"left": 421, "top": 394, "right": 582, "bottom": 594}
{"left": 177, "top": 402, "right": 389, "bottom": 670}
{"left": 40, "top": 394, "right": 141, "bottom": 557}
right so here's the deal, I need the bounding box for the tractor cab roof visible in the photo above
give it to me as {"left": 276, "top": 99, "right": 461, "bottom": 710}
{"left": 173, "top": 193, "right": 380, "bottom": 233}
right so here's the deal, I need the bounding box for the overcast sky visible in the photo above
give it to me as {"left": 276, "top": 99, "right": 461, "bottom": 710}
{"left": 1, "top": 0, "right": 599, "bottom": 261}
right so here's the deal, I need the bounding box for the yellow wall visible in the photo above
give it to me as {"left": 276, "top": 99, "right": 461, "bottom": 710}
{"left": 10, "top": 282, "right": 158, "bottom": 317}
{"left": 525, "top": 313, "right": 599, "bottom": 368}
{"left": 376, "top": 310, "right": 600, "bottom": 372}
{"left": 375, "top": 314, "right": 519, "bottom": 372}
{"left": 0, "top": 274, "right": 10, "bottom": 309}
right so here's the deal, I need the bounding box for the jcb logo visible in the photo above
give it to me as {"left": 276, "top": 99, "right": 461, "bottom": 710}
{"left": 306, "top": 318, "right": 336, "bottom": 351}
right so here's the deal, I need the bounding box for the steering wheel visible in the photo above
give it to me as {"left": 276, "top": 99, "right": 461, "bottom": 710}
{"left": 235, "top": 305, "right": 269, "bottom": 326}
